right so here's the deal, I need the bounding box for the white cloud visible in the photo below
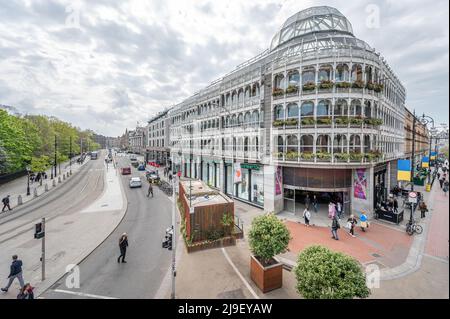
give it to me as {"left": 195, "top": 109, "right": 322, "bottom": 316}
{"left": 0, "top": 0, "right": 448, "bottom": 136}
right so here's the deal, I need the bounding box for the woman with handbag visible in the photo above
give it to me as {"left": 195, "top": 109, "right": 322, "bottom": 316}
{"left": 347, "top": 215, "right": 357, "bottom": 238}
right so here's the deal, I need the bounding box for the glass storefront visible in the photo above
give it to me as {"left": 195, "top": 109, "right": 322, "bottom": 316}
{"left": 225, "top": 164, "right": 233, "bottom": 194}
{"left": 208, "top": 164, "right": 214, "bottom": 186}
{"left": 237, "top": 168, "right": 250, "bottom": 201}
{"left": 251, "top": 169, "right": 264, "bottom": 206}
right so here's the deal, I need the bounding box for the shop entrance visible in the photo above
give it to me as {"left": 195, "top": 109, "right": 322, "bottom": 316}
{"left": 284, "top": 187, "right": 351, "bottom": 217}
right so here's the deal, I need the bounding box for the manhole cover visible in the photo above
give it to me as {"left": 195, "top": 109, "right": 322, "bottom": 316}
{"left": 372, "top": 253, "right": 382, "bottom": 258}
{"left": 64, "top": 221, "right": 74, "bottom": 225}
{"left": 101, "top": 204, "right": 108, "bottom": 207}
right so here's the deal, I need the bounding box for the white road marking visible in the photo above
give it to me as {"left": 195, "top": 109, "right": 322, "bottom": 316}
{"left": 79, "top": 181, "right": 89, "bottom": 194}
{"left": 221, "top": 247, "right": 260, "bottom": 299}
{"left": 53, "top": 289, "right": 118, "bottom": 299}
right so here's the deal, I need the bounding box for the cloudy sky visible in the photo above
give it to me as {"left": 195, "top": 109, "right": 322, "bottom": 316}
{"left": 0, "top": 0, "right": 448, "bottom": 136}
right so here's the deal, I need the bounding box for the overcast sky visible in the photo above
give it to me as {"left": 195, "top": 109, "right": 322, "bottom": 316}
{"left": 0, "top": 0, "right": 448, "bottom": 136}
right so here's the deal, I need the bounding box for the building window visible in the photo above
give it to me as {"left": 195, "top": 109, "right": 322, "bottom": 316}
{"left": 301, "top": 101, "right": 314, "bottom": 117}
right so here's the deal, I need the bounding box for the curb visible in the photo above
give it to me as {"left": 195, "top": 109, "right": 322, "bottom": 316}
{"left": 35, "top": 163, "right": 129, "bottom": 297}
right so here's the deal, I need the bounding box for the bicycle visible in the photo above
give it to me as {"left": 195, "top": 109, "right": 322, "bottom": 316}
{"left": 406, "top": 219, "right": 423, "bottom": 236}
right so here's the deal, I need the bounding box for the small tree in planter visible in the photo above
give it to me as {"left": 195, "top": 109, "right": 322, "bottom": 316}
{"left": 294, "top": 245, "right": 371, "bottom": 299}
{"left": 249, "top": 213, "right": 291, "bottom": 293}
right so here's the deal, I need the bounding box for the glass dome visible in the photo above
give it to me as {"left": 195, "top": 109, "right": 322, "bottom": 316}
{"left": 270, "top": 6, "right": 354, "bottom": 51}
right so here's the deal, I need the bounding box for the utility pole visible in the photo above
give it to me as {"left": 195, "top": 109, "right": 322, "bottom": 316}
{"left": 69, "top": 136, "right": 72, "bottom": 175}
{"left": 171, "top": 152, "right": 177, "bottom": 299}
{"left": 41, "top": 217, "right": 46, "bottom": 281}
{"left": 54, "top": 135, "right": 57, "bottom": 178}
{"left": 410, "top": 111, "right": 416, "bottom": 192}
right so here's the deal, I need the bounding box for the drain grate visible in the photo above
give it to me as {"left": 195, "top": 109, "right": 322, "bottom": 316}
{"left": 372, "top": 253, "right": 382, "bottom": 258}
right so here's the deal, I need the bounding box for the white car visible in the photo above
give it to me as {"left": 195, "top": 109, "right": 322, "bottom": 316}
{"left": 129, "top": 177, "right": 142, "bottom": 188}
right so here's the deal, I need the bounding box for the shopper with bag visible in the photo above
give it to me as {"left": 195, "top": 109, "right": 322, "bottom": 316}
{"left": 347, "top": 215, "right": 358, "bottom": 238}
{"left": 303, "top": 207, "right": 311, "bottom": 227}
{"left": 331, "top": 215, "right": 340, "bottom": 240}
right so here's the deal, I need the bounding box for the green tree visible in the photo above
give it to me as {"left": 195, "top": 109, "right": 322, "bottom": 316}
{"left": 0, "top": 110, "right": 33, "bottom": 173}
{"left": 248, "top": 213, "right": 291, "bottom": 264}
{"left": 294, "top": 245, "right": 371, "bottom": 299}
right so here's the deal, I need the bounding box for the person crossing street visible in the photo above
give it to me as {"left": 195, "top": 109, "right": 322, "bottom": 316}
{"left": 1, "top": 195, "right": 12, "bottom": 212}
{"left": 117, "top": 233, "right": 129, "bottom": 263}
{"left": 1, "top": 255, "right": 25, "bottom": 292}
{"left": 147, "top": 183, "right": 153, "bottom": 198}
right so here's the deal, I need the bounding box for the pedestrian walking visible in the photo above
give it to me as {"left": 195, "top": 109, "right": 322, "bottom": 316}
{"left": 439, "top": 176, "right": 445, "bottom": 189}
{"left": 17, "top": 283, "right": 34, "bottom": 299}
{"left": 117, "top": 233, "right": 128, "bottom": 263}
{"left": 312, "top": 195, "right": 318, "bottom": 213}
{"left": 336, "top": 201, "right": 343, "bottom": 219}
{"left": 1, "top": 255, "right": 25, "bottom": 292}
{"left": 443, "top": 181, "right": 449, "bottom": 196}
{"left": 328, "top": 202, "right": 336, "bottom": 219}
{"left": 302, "top": 207, "right": 311, "bottom": 227}
{"left": 393, "top": 197, "right": 399, "bottom": 213}
{"left": 304, "top": 194, "right": 311, "bottom": 210}
{"left": 331, "top": 215, "right": 340, "bottom": 240}
{"left": 419, "top": 201, "right": 428, "bottom": 218}
{"left": 360, "top": 211, "right": 369, "bottom": 232}
{"left": 347, "top": 215, "right": 358, "bottom": 238}
{"left": 1, "top": 195, "right": 12, "bottom": 212}
{"left": 147, "top": 183, "right": 153, "bottom": 198}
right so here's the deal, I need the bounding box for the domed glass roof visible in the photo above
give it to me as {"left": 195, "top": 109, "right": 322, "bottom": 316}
{"left": 270, "top": 6, "right": 354, "bottom": 51}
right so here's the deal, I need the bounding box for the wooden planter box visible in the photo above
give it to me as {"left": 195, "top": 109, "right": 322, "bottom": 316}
{"left": 186, "top": 236, "right": 236, "bottom": 253}
{"left": 250, "top": 255, "right": 283, "bottom": 293}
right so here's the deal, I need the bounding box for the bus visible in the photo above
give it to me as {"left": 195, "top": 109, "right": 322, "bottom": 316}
{"left": 91, "top": 151, "right": 98, "bottom": 160}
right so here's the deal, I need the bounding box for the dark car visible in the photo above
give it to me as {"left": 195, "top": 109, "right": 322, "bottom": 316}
{"left": 121, "top": 167, "right": 131, "bottom": 175}
{"left": 137, "top": 162, "right": 146, "bottom": 171}
{"left": 146, "top": 170, "right": 160, "bottom": 183}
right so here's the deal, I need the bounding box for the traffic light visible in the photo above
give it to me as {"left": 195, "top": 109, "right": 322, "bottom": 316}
{"left": 34, "top": 222, "right": 45, "bottom": 239}
{"left": 162, "top": 227, "right": 173, "bottom": 250}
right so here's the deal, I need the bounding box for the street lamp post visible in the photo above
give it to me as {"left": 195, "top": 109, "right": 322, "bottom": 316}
{"left": 54, "top": 135, "right": 57, "bottom": 178}
{"left": 69, "top": 136, "right": 72, "bottom": 175}
{"left": 420, "top": 114, "right": 435, "bottom": 184}
{"left": 26, "top": 165, "right": 31, "bottom": 196}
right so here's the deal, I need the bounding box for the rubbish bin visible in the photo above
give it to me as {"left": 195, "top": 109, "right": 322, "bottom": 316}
{"left": 426, "top": 184, "right": 431, "bottom": 192}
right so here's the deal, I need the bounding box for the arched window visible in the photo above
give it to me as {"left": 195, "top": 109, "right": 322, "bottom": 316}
{"left": 364, "top": 101, "right": 372, "bottom": 118}
{"left": 274, "top": 105, "right": 284, "bottom": 120}
{"left": 226, "top": 94, "right": 231, "bottom": 106}
{"left": 287, "top": 70, "right": 300, "bottom": 87}
{"left": 232, "top": 92, "right": 237, "bottom": 106}
{"left": 350, "top": 100, "right": 362, "bottom": 116}
{"left": 335, "top": 64, "right": 349, "bottom": 82}
{"left": 231, "top": 114, "right": 237, "bottom": 126}
{"left": 318, "top": 65, "right": 332, "bottom": 81}
{"left": 351, "top": 64, "right": 363, "bottom": 82}
{"left": 350, "top": 135, "right": 361, "bottom": 153}
{"left": 252, "top": 111, "right": 259, "bottom": 125}
{"left": 274, "top": 74, "right": 285, "bottom": 90}
{"left": 302, "top": 67, "right": 315, "bottom": 85}
{"left": 244, "top": 112, "right": 251, "bottom": 124}
{"left": 238, "top": 113, "right": 244, "bottom": 125}
{"left": 333, "top": 135, "right": 347, "bottom": 153}
{"left": 244, "top": 87, "right": 251, "bottom": 102}
{"left": 238, "top": 89, "right": 244, "bottom": 104}
{"left": 365, "top": 66, "right": 373, "bottom": 83}
{"left": 364, "top": 135, "right": 371, "bottom": 153}
{"left": 334, "top": 99, "right": 347, "bottom": 116}
{"left": 317, "top": 100, "right": 330, "bottom": 117}
{"left": 252, "top": 83, "right": 260, "bottom": 97}
{"left": 255, "top": 137, "right": 259, "bottom": 153}
{"left": 277, "top": 136, "right": 284, "bottom": 153}
{"left": 300, "top": 135, "right": 314, "bottom": 153}
{"left": 316, "top": 135, "right": 330, "bottom": 152}
{"left": 287, "top": 135, "right": 298, "bottom": 154}
{"left": 287, "top": 103, "right": 299, "bottom": 118}
{"left": 301, "top": 101, "right": 314, "bottom": 117}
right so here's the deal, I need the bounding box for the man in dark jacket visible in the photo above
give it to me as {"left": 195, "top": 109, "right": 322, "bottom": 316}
{"left": 1, "top": 255, "right": 25, "bottom": 292}
{"left": 117, "top": 233, "right": 129, "bottom": 263}
{"left": 331, "top": 216, "right": 340, "bottom": 240}
{"left": 1, "top": 195, "right": 12, "bottom": 212}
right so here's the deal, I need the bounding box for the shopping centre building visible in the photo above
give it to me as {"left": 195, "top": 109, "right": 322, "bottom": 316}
{"left": 168, "top": 6, "right": 406, "bottom": 216}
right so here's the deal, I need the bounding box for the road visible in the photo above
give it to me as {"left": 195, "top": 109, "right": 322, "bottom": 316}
{"left": 40, "top": 154, "right": 172, "bottom": 299}
{"left": 0, "top": 154, "right": 105, "bottom": 245}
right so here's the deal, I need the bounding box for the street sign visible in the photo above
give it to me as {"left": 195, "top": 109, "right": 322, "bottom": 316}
{"left": 189, "top": 207, "right": 195, "bottom": 214}
{"left": 408, "top": 192, "right": 417, "bottom": 204}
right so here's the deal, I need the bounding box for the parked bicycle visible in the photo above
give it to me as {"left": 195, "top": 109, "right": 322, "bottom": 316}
{"left": 406, "top": 219, "right": 423, "bottom": 236}
{"left": 158, "top": 181, "right": 173, "bottom": 196}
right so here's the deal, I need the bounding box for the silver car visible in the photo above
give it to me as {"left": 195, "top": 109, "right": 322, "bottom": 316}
{"left": 129, "top": 177, "right": 142, "bottom": 188}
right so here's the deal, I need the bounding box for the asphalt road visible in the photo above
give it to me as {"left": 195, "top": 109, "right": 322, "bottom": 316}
{"left": 41, "top": 154, "right": 173, "bottom": 299}
{"left": 0, "top": 152, "right": 106, "bottom": 244}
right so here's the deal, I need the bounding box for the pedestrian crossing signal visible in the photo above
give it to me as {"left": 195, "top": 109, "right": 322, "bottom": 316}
{"left": 34, "top": 222, "right": 45, "bottom": 239}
